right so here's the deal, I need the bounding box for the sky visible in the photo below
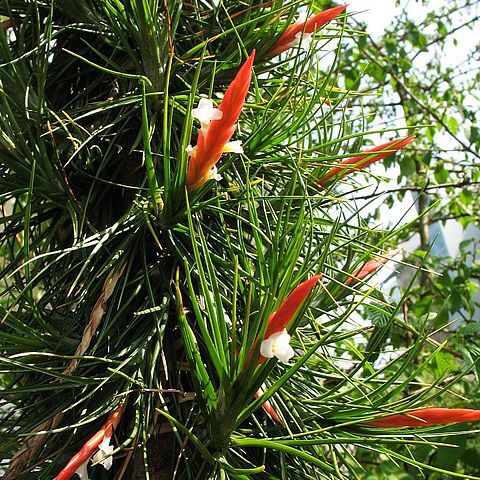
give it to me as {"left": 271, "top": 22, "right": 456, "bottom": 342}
{"left": 348, "top": 0, "right": 401, "bottom": 37}
{"left": 349, "top": 0, "right": 480, "bottom": 55}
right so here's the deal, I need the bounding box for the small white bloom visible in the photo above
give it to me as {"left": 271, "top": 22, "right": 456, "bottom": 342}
{"left": 192, "top": 98, "right": 223, "bottom": 128}
{"left": 186, "top": 144, "right": 197, "bottom": 157}
{"left": 74, "top": 461, "right": 90, "bottom": 480}
{"left": 260, "top": 329, "right": 295, "bottom": 363}
{"left": 205, "top": 166, "right": 222, "bottom": 182}
{"left": 222, "top": 140, "right": 244, "bottom": 154}
{"left": 289, "top": 31, "right": 312, "bottom": 50}
{"left": 92, "top": 436, "right": 114, "bottom": 470}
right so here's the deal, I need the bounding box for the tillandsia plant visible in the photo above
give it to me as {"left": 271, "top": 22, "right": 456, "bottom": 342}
{"left": 1, "top": 1, "right": 480, "bottom": 480}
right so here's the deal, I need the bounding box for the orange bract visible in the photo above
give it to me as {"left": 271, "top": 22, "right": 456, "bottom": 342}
{"left": 245, "top": 275, "right": 322, "bottom": 367}
{"left": 345, "top": 249, "right": 401, "bottom": 285}
{"left": 264, "top": 275, "right": 322, "bottom": 340}
{"left": 317, "top": 135, "right": 415, "bottom": 186}
{"left": 365, "top": 408, "right": 480, "bottom": 428}
{"left": 54, "top": 403, "right": 125, "bottom": 480}
{"left": 269, "top": 5, "right": 347, "bottom": 56}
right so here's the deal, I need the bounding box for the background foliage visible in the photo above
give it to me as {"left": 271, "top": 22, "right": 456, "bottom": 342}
{"left": 341, "top": 0, "right": 480, "bottom": 476}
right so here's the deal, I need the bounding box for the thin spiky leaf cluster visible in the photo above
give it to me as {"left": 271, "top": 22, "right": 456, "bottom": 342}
{"left": 1, "top": 2, "right": 478, "bottom": 480}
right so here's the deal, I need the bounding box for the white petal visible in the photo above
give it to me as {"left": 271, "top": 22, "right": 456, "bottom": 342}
{"left": 92, "top": 436, "right": 114, "bottom": 470}
{"left": 222, "top": 140, "right": 244, "bottom": 154}
{"left": 263, "top": 330, "right": 295, "bottom": 363}
{"left": 74, "top": 461, "right": 90, "bottom": 480}
{"left": 274, "top": 343, "right": 295, "bottom": 363}
{"left": 300, "top": 33, "right": 312, "bottom": 49}
{"left": 260, "top": 338, "right": 275, "bottom": 358}
{"left": 211, "top": 109, "right": 223, "bottom": 121}
{"left": 269, "top": 329, "right": 291, "bottom": 345}
{"left": 289, "top": 32, "right": 312, "bottom": 50}
{"left": 205, "top": 166, "right": 222, "bottom": 183}
{"left": 192, "top": 98, "right": 223, "bottom": 127}
{"left": 186, "top": 144, "right": 197, "bottom": 157}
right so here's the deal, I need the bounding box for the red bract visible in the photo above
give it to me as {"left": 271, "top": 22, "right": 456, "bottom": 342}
{"left": 186, "top": 51, "right": 255, "bottom": 191}
{"left": 365, "top": 408, "right": 480, "bottom": 428}
{"left": 264, "top": 275, "right": 322, "bottom": 340}
{"left": 262, "top": 398, "right": 283, "bottom": 424}
{"left": 255, "top": 388, "right": 284, "bottom": 425}
{"left": 247, "top": 275, "right": 322, "bottom": 366}
{"left": 269, "top": 5, "right": 347, "bottom": 56}
{"left": 55, "top": 403, "right": 125, "bottom": 480}
{"left": 317, "top": 135, "right": 415, "bottom": 186}
{"left": 345, "top": 249, "right": 401, "bottom": 285}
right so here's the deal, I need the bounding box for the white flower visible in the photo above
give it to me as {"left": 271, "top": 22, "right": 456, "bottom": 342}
{"left": 260, "top": 329, "right": 295, "bottom": 363}
{"left": 74, "top": 461, "right": 90, "bottom": 480}
{"left": 205, "top": 166, "right": 222, "bottom": 183}
{"left": 186, "top": 144, "right": 197, "bottom": 157}
{"left": 222, "top": 140, "right": 244, "bottom": 154}
{"left": 192, "top": 98, "right": 223, "bottom": 129}
{"left": 289, "top": 31, "right": 312, "bottom": 50}
{"left": 92, "top": 436, "right": 114, "bottom": 470}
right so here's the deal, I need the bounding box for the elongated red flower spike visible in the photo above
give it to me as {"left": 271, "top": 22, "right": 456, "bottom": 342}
{"left": 317, "top": 135, "right": 416, "bottom": 187}
{"left": 269, "top": 5, "right": 347, "bottom": 56}
{"left": 364, "top": 408, "right": 480, "bottom": 428}
{"left": 55, "top": 402, "right": 125, "bottom": 480}
{"left": 244, "top": 275, "right": 322, "bottom": 367}
{"left": 345, "top": 249, "right": 402, "bottom": 285}
{"left": 264, "top": 275, "right": 322, "bottom": 340}
{"left": 186, "top": 51, "right": 255, "bottom": 191}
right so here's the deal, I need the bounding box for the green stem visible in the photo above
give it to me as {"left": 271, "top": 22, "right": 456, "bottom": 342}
{"left": 142, "top": 82, "right": 163, "bottom": 215}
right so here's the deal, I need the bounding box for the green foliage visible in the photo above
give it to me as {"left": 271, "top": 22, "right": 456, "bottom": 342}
{"left": 0, "top": 1, "right": 479, "bottom": 479}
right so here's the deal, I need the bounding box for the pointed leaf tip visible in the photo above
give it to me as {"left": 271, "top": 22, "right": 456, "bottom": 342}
{"left": 304, "top": 4, "right": 348, "bottom": 33}
{"left": 269, "top": 5, "right": 347, "bottom": 56}
{"left": 317, "top": 135, "right": 415, "bottom": 186}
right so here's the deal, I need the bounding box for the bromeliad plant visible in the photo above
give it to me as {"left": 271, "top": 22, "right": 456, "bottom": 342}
{"left": 186, "top": 51, "right": 255, "bottom": 191}
{"left": 1, "top": 1, "right": 480, "bottom": 479}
